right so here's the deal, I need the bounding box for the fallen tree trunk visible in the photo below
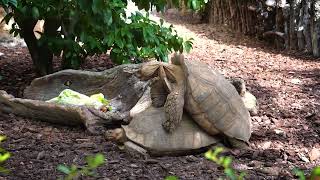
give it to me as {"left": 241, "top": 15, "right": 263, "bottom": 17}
{"left": 0, "top": 64, "right": 148, "bottom": 135}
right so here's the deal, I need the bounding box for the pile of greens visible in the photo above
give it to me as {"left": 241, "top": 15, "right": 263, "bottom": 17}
{"left": 46, "top": 89, "right": 111, "bottom": 111}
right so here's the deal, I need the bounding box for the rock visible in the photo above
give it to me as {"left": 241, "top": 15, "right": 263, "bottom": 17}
{"left": 257, "top": 167, "right": 281, "bottom": 176}
{"left": 261, "top": 141, "right": 272, "bottom": 150}
{"left": 274, "top": 129, "right": 285, "bottom": 136}
{"left": 309, "top": 148, "right": 320, "bottom": 162}
{"left": 129, "top": 164, "right": 139, "bottom": 168}
{"left": 185, "top": 155, "right": 198, "bottom": 162}
{"left": 36, "top": 151, "right": 45, "bottom": 160}
{"left": 291, "top": 78, "right": 301, "bottom": 84}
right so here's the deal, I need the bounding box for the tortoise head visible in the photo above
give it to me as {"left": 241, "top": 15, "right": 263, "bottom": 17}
{"left": 105, "top": 128, "right": 127, "bottom": 144}
{"left": 140, "top": 61, "right": 178, "bottom": 94}
{"left": 171, "top": 53, "right": 185, "bottom": 66}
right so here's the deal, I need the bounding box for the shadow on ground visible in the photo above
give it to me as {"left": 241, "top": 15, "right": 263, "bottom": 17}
{"left": 158, "top": 10, "right": 319, "bottom": 62}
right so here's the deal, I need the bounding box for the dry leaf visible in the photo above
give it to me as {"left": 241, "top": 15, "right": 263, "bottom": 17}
{"left": 291, "top": 78, "right": 301, "bottom": 84}
{"left": 297, "top": 152, "right": 310, "bottom": 163}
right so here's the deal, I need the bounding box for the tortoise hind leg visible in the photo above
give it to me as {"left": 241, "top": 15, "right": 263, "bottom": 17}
{"left": 162, "top": 84, "right": 185, "bottom": 133}
{"left": 225, "top": 137, "right": 250, "bottom": 149}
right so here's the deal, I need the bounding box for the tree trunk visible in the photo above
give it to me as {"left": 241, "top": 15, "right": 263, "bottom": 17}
{"left": 311, "top": 0, "right": 320, "bottom": 57}
{"left": 297, "top": 0, "right": 305, "bottom": 50}
{"left": 205, "top": 0, "right": 320, "bottom": 57}
{"left": 14, "top": 15, "right": 53, "bottom": 76}
{"left": 303, "top": 0, "right": 313, "bottom": 53}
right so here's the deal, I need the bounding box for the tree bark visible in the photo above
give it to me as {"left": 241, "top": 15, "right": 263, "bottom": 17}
{"left": 297, "top": 0, "right": 305, "bottom": 50}
{"left": 14, "top": 14, "right": 59, "bottom": 76}
{"left": 205, "top": 0, "right": 320, "bottom": 57}
{"left": 311, "top": 0, "right": 320, "bottom": 57}
{"left": 303, "top": 0, "right": 313, "bottom": 53}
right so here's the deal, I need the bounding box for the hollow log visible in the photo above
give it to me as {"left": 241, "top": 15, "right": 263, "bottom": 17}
{"left": 0, "top": 64, "right": 149, "bottom": 135}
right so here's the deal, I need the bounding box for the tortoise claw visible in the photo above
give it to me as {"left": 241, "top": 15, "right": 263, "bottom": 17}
{"left": 162, "top": 119, "right": 176, "bottom": 133}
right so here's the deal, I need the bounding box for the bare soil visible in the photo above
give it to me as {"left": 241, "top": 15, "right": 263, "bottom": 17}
{"left": 0, "top": 11, "right": 319, "bottom": 180}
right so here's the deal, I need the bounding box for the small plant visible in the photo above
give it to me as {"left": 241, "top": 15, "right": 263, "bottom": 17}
{"left": 164, "top": 175, "right": 179, "bottom": 180}
{"left": 205, "top": 147, "right": 245, "bottom": 180}
{"left": 293, "top": 166, "right": 320, "bottom": 180}
{"left": 0, "top": 135, "right": 11, "bottom": 174}
{"left": 57, "top": 153, "right": 105, "bottom": 180}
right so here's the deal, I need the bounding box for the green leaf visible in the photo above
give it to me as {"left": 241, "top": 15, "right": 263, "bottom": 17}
{"left": 92, "top": 0, "right": 103, "bottom": 14}
{"left": 213, "top": 147, "right": 224, "bottom": 156}
{"left": 239, "top": 172, "right": 246, "bottom": 180}
{"left": 20, "top": 6, "right": 27, "bottom": 15}
{"left": 0, "top": 136, "right": 6, "bottom": 142}
{"left": 293, "top": 168, "right": 306, "bottom": 180}
{"left": 104, "top": 10, "right": 113, "bottom": 25}
{"left": 70, "top": 164, "right": 78, "bottom": 172}
{"left": 115, "top": 38, "right": 124, "bottom": 49}
{"left": 31, "top": 6, "right": 40, "bottom": 19}
{"left": 8, "top": 0, "right": 17, "bottom": 7}
{"left": 0, "top": 152, "right": 11, "bottom": 163}
{"left": 57, "top": 165, "right": 71, "bottom": 175}
{"left": 311, "top": 167, "right": 320, "bottom": 180}
{"left": 0, "top": 166, "right": 10, "bottom": 174}
{"left": 222, "top": 157, "right": 232, "bottom": 168}
{"left": 311, "top": 166, "right": 320, "bottom": 175}
{"left": 1, "top": 0, "right": 9, "bottom": 6}
{"left": 224, "top": 168, "right": 237, "bottom": 180}
{"left": 191, "top": 0, "right": 199, "bottom": 10}
{"left": 92, "top": 153, "right": 105, "bottom": 167}
{"left": 164, "top": 176, "right": 179, "bottom": 180}
{"left": 106, "top": 35, "right": 114, "bottom": 47}
{"left": 0, "top": 152, "right": 10, "bottom": 163}
{"left": 78, "top": 0, "right": 89, "bottom": 10}
{"left": 205, "top": 150, "right": 215, "bottom": 161}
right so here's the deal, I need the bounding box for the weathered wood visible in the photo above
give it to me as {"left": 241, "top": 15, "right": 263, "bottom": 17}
{"left": 311, "top": 0, "right": 320, "bottom": 57}
{"left": 303, "top": 0, "right": 313, "bottom": 53}
{"left": 0, "top": 64, "right": 149, "bottom": 135}
{"left": 297, "top": 0, "right": 305, "bottom": 50}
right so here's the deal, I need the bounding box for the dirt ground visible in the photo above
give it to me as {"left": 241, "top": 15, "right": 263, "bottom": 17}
{"left": 0, "top": 11, "right": 319, "bottom": 180}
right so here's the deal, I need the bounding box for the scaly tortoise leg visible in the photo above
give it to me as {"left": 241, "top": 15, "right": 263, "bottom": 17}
{"left": 162, "top": 84, "right": 185, "bottom": 133}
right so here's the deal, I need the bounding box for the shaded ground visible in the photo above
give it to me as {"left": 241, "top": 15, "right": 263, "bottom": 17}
{"left": 0, "top": 10, "right": 320, "bottom": 179}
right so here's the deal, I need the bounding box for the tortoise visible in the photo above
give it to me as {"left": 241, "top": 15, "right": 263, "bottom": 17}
{"left": 229, "top": 77, "right": 258, "bottom": 116}
{"left": 105, "top": 88, "right": 220, "bottom": 156}
{"left": 140, "top": 54, "right": 252, "bottom": 147}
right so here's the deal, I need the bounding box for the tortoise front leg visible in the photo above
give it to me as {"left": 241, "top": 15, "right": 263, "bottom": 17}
{"left": 162, "top": 84, "right": 185, "bottom": 133}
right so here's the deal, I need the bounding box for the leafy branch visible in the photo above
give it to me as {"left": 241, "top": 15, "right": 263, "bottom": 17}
{"left": 57, "top": 153, "right": 105, "bottom": 180}
{"left": 205, "top": 147, "right": 246, "bottom": 180}
{"left": 0, "top": 136, "right": 11, "bottom": 174}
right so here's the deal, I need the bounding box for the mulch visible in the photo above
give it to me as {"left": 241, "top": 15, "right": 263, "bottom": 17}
{"left": 0, "top": 10, "right": 319, "bottom": 180}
